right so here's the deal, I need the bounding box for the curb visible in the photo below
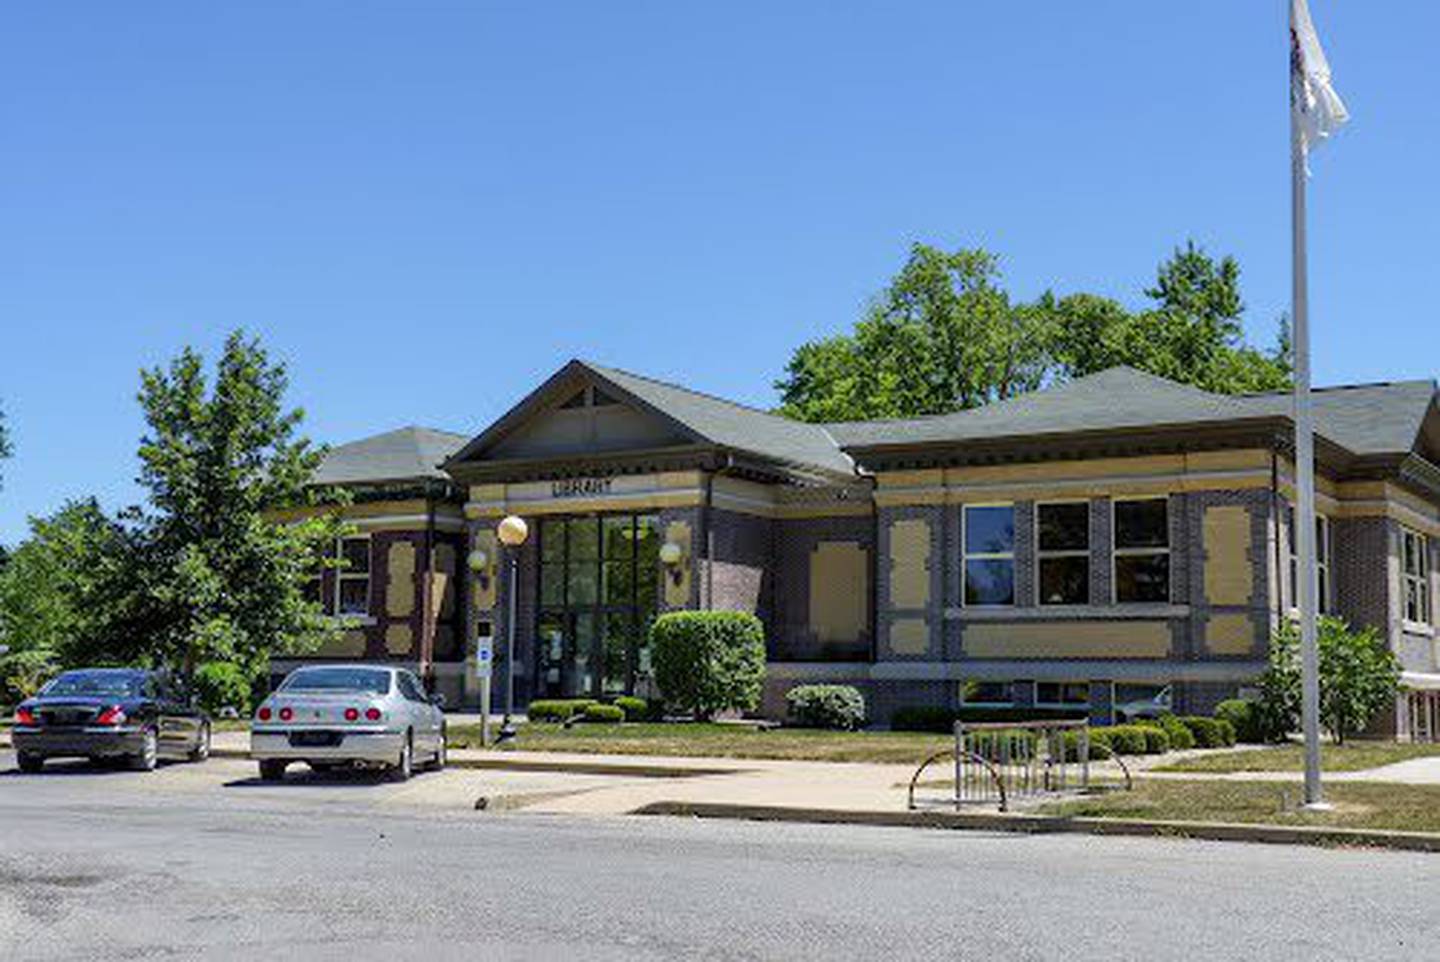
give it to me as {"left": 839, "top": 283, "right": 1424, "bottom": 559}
{"left": 632, "top": 801, "right": 1440, "bottom": 853}
{"left": 209, "top": 746, "right": 737, "bottom": 779}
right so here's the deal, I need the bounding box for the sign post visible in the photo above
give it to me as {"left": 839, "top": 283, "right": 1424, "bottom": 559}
{"left": 475, "top": 635, "right": 494, "bottom": 747}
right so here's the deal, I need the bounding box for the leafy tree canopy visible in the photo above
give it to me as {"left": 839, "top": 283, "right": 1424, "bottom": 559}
{"left": 130, "top": 331, "right": 346, "bottom": 676}
{"left": 776, "top": 242, "right": 1292, "bottom": 422}
{"left": 1258, "top": 616, "right": 1401, "bottom": 743}
{"left": 0, "top": 400, "right": 11, "bottom": 489}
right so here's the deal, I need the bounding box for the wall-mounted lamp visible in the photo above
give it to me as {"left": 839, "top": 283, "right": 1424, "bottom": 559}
{"left": 467, "top": 549, "right": 490, "bottom": 590}
{"left": 658, "top": 540, "right": 685, "bottom": 586}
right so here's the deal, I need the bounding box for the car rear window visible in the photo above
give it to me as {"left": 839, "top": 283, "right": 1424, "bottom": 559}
{"left": 280, "top": 668, "right": 392, "bottom": 694}
{"left": 41, "top": 671, "right": 145, "bottom": 698}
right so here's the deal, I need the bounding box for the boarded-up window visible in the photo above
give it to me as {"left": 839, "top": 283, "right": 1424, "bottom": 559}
{"left": 809, "top": 542, "right": 868, "bottom": 644}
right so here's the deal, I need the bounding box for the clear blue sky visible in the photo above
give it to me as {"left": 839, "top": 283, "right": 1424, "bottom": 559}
{"left": 2, "top": 1, "right": 1436, "bottom": 545}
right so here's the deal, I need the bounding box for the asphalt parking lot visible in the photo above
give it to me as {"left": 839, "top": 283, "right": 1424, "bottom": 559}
{"left": 6, "top": 749, "right": 1440, "bottom": 960}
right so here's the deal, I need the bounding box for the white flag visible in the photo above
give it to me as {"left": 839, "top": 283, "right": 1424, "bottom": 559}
{"left": 1291, "top": 0, "right": 1349, "bottom": 155}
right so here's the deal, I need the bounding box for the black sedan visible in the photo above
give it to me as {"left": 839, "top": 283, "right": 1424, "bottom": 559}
{"left": 12, "top": 668, "right": 211, "bottom": 773}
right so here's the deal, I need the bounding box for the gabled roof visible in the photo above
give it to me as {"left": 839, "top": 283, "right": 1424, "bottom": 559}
{"left": 826, "top": 367, "right": 1266, "bottom": 450}
{"left": 828, "top": 367, "right": 1440, "bottom": 461}
{"left": 1238, "top": 379, "right": 1438, "bottom": 458}
{"left": 313, "top": 426, "right": 470, "bottom": 486}
{"left": 445, "top": 359, "right": 854, "bottom": 480}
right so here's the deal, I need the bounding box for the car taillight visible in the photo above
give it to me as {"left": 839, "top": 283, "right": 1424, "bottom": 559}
{"left": 15, "top": 707, "right": 37, "bottom": 726}
{"left": 344, "top": 708, "right": 359, "bottom": 722}
{"left": 95, "top": 706, "right": 127, "bottom": 726}
{"left": 257, "top": 706, "right": 272, "bottom": 721}
{"left": 365, "top": 707, "right": 382, "bottom": 722}
{"left": 278, "top": 707, "right": 294, "bottom": 722}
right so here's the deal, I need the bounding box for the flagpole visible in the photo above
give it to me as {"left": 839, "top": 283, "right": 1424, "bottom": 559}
{"left": 1290, "top": 12, "right": 1326, "bottom": 809}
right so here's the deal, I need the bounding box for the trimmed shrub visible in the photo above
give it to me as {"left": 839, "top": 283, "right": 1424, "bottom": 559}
{"left": 785, "top": 685, "right": 867, "bottom": 730}
{"left": 527, "top": 699, "right": 596, "bottom": 722}
{"left": 1103, "top": 725, "right": 1152, "bottom": 755}
{"left": 193, "top": 661, "right": 253, "bottom": 716}
{"left": 579, "top": 703, "right": 625, "bottom": 724}
{"left": 1063, "top": 729, "right": 1113, "bottom": 762}
{"left": 613, "top": 696, "right": 649, "bottom": 722}
{"left": 650, "top": 611, "right": 766, "bottom": 719}
{"left": 1138, "top": 714, "right": 1195, "bottom": 751}
{"left": 1214, "top": 699, "right": 1264, "bottom": 743}
{"left": 1179, "top": 715, "right": 1236, "bottom": 748}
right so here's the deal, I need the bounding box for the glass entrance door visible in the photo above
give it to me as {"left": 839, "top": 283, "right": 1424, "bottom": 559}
{"left": 536, "top": 513, "right": 659, "bottom": 699}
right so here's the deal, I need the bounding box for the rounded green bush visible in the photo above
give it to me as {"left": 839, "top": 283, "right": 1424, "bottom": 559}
{"left": 193, "top": 661, "right": 253, "bottom": 716}
{"left": 1103, "top": 725, "right": 1150, "bottom": 755}
{"left": 1178, "top": 715, "right": 1234, "bottom": 748}
{"left": 579, "top": 703, "right": 625, "bottom": 724}
{"left": 650, "top": 611, "right": 766, "bottom": 719}
{"left": 613, "top": 696, "right": 649, "bottom": 721}
{"left": 527, "top": 699, "right": 595, "bottom": 722}
{"left": 1214, "top": 699, "right": 1263, "bottom": 743}
{"left": 785, "top": 685, "right": 867, "bottom": 730}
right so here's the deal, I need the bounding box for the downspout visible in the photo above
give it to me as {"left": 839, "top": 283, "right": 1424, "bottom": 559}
{"left": 420, "top": 494, "right": 437, "bottom": 687}
{"left": 1271, "top": 446, "right": 1284, "bottom": 629}
{"left": 702, "top": 454, "right": 734, "bottom": 610}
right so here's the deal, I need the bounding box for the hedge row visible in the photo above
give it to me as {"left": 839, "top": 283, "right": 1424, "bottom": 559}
{"left": 785, "top": 685, "right": 867, "bottom": 730}
{"left": 526, "top": 697, "right": 650, "bottom": 724}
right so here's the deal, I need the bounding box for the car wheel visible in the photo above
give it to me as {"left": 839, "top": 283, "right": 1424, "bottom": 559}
{"left": 128, "top": 728, "right": 159, "bottom": 772}
{"left": 389, "top": 733, "right": 413, "bottom": 782}
{"left": 429, "top": 727, "right": 447, "bottom": 772}
{"left": 258, "top": 759, "right": 287, "bottom": 782}
{"left": 188, "top": 723, "right": 211, "bottom": 763}
{"left": 17, "top": 752, "right": 45, "bottom": 774}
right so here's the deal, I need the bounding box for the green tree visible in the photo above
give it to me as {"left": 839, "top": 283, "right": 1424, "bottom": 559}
{"left": 128, "top": 330, "right": 345, "bottom": 678}
{"left": 1258, "top": 617, "right": 1401, "bottom": 744}
{"left": 779, "top": 242, "right": 1291, "bottom": 422}
{"left": 0, "top": 499, "right": 134, "bottom": 700}
{"left": 650, "top": 611, "right": 767, "bottom": 719}
{"left": 0, "top": 400, "right": 11, "bottom": 488}
{"left": 777, "top": 245, "right": 1050, "bottom": 421}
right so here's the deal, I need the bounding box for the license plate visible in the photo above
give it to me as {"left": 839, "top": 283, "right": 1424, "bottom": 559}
{"left": 289, "top": 731, "right": 342, "bottom": 748}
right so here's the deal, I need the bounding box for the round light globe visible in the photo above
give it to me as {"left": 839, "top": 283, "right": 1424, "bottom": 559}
{"left": 658, "top": 541, "right": 683, "bottom": 565}
{"left": 497, "top": 515, "right": 529, "bottom": 547}
{"left": 466, "top": 549, "right": 489, "bottom": 572}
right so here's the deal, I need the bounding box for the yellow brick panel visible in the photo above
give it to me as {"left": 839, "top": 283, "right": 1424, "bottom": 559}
{"left": 385, "top": 624, "right": 413, "bottom": 656}
{"left": 1203, "top": 506, "right": 1253, "bottom": 606}
{"left": 889, "top": 519, "right": 931, "bottom": 609}
{"left": 889, "top": 618, "right": 929, "bottom": 655}
{"left": 316, "top": 630, "right": 367, "bottom": 658}
{"left": 1206, "top": 613, "right": 1258, "bottom": 655}
{"left": 386, "top": 541, "right": 416, "bottom": 618}
{"left": 964, "top": 621, "right": 1170, "bottom": 659}
{"left": 809, "top": 542, "right": 868, "bottom": 644}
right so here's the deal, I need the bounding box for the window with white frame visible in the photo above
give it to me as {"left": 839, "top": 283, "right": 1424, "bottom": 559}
{"left": 963, "top": 504, "right": 1015, "bottom": 606}
{"left": 1037, "top": 501, "right": 1090, "bottom": 605}
{"left": 1035, "top": 681, "right": 1089, "bottom": 707}
{"left": 1284, "top": 503, "right": 1332, "bottom": 615}
{"left": 960, "top": 680, "right": 1014, "bottom": 706}
{"left": 336, "top": 536, "right": 372, "bottom": 618}
{"left": 1113, "top": 498, "right": 1170, "bottom": 603}
{"left": 1402, "top": 527, "right": 1431, "bottom": 626}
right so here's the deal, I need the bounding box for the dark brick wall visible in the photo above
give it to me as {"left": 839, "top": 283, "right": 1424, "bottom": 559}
{"left": 703, "top": 508, "right": 774, "bottom": 624}
{"left": 876, "top": 505, "right": 945, "bottom": 661}
{"left": 771, "top": 513, "right": 874, "bottom": 661}
{"left": 1332, "top": 516, "right": 1391, "bottom": 636}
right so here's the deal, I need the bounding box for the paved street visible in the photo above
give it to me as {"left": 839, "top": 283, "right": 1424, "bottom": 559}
{"left": 3, "top": 752, "right": 1440, "bottom": 960}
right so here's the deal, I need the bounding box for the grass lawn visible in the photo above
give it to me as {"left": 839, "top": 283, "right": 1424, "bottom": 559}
{"left": 1154, "top": 741, "right": 1440, "bottom": 774}
{"left": 445, "top": 722, "right": 952, "bottom": 764}
{"left": 1037, "top": 778, "right": 1440, "bottom": 834}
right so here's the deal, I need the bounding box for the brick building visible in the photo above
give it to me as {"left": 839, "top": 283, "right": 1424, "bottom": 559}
{"left": 289, "top": 360, "right": 1440, "bottom": 739}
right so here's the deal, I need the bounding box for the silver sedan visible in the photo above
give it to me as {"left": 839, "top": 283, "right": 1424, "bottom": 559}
{"left": 250, "top": 665, "right": 446, "bottom": 781}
